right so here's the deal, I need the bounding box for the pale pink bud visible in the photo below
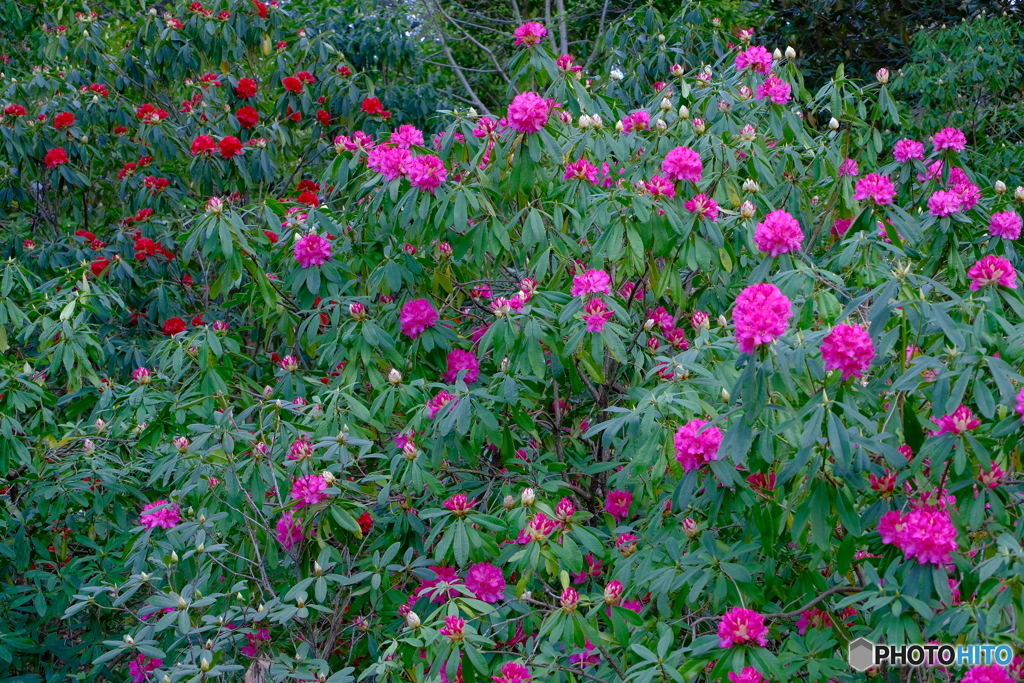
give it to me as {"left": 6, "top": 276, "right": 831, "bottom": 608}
{"left": 683, "top": 517, "right": 699, "bottom": 538}
{"left": 132, "top": 367, "right": 152, "bottom": 385}
{"left": 603, "top": 580, "right": 624, "bottom": 606}
{"left": 670, "top": 63, "right": 684, "bottom": 77}
{"left": 560, "top": 586, "right": 579, "bottom": 611}
{"left": 876, "top": 68, "right": 890, "bottom": 84}
{"left": 83, "top": 439, "right": 97, "bottom": 455}
{"left": 279, "top": 355, "right": 299, "bottom": 372}
{"left": 173, "top": 436, "right": 190, "bottom": 453}
{"left": 555, "top": 497, "right": 575, "bottom": 522}
{"left": 740, "top": 201, "right": 756, "bottom": 218}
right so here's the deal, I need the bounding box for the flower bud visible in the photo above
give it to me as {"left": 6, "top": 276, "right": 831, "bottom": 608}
{"left": 177, "top": 597, "right": 187, "bottom": 610}
{"left": 125, "top": 634, "right": 135, "bottom": 645}
{"left": 1016, "top": 186, "right": 1024, "bottom": 202}
{"left": 615, "top": 120, "right": 625, "bottom": 133}
{"left": 670, "top": 63, "right": 684, "bottom": 77}
{"left": 402, "top": 441, "right": 418, "bottom": 461}
{"left": 658, "top": 34, "right": 666, "bottom": 43}
{"left": 500, "top": 357, "right": 510, "bottom": 373}
{"left": 785, "top": 46, "right": 796, "bottom": 60}
{"left": 876, "top": 68, "right": 890, "bottom": 84}
{"left": 94, "top": 418, "right": 107, "bottom": 433}
{"left": 170, "top": 551, "right": 179, "bottom": 563}
{"left": 828, "top": 117, "right": 839, "bottom": 130}
{"left": 737, "top": 85, "right": 752, "bottom": 101}
{"left": 578, "top": 114, "right": 591, "bottom": 129}
{"left": 555, "top": 497, "right": 575, "bottom": 522}
{"left": 503, "top": 494, "right": 516, "bottom": 510}
{"left": 610, "top": 68, "right": 624, "bottom": 82}
{"left": 682, "top": 517, "right": 699, "bottom": 538}
{"left": 196, "top": 542, "right": 205, "bottom": 554}
{"left": 655, "top": 118, "right": 666, "bottom": 132}
{"left": 603, "top": 580, "right": 624, "bottom": 605}
{"left": 321, "top": 470, "right": 336, "bottom": 485}
{"left": 994, "top": 180, "right": 1006, "bottom": 194}
{"left": 721, "top": 387, "right": 731, "bottom": 403}
{"left": 521, "top": 488, "right": 535, "bottom": 507}
{"left": 717, "top": 100, "right": 732, "bottom": 113}
{"left": 206, "top": 196, "right": 224, "bottom": 215}
{"left": 590, "top": 114, "right": 603, "bottom": 130}
{"left": 773, "top": 48, "right": 782, "bottom": 61}
{"left": 560, "top": 586, "right": 579, "bottom": 612}
{"left": 349, "top": 302, "right": 367, "bottom": 321}
{"left": 387, "top": 368, "right": 402, "bottom": 385}
{"left": 692, "top": 118, "right": 706, "bottom": 134}
{"left": 678, "top": 105, "right": 689, "bottom": 120}
{"left": 660, "top": 97, "right": 672, "bottom": 111}
{"left": 742, "top": 178, "right": 760, "bottom": 194}
{"left": 173, "top": 436, "right": 190, "bottom": 453}
{"left": 740, "top": 201, "right": 756, "bottom": 219}
{"left": 405, "top": 611, "right": 421, "bottom": 629}
{"left": 739, "top": 124, "right": 755, "bottom": 141}
{"left": 83, "top": 439, "right": 97, "bottom": 455}
{"left": 717, "top": 315, "right": 728, "bottom": 327}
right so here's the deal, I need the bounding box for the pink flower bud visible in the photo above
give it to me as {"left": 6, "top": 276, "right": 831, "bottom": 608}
{"left": 173, "top": 436, "right": 190, "bottom": 453}
{"left": 682, "top": 517, "right": 699, "bottom": 538}
{"left": 279, "top": 355, "right": 299, "bottom": 372}
{"left": 603, "top": 580, "right": 624, "bottom": 606}
{"left": 560, "top": 586, "right": 579, "bottom": 611}
{"left": 350, "top": 302, "right": 367, "bottom": 320}
{"left": 132, "top": 367, "right": 152, "bottom": 384}
{"left": 555, "top": 497, "right": 575, "bottom": 522}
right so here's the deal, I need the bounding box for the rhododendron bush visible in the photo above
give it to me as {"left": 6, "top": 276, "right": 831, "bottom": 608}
{"left": 3, "top": 3, "right": 1024, "bottom": 683}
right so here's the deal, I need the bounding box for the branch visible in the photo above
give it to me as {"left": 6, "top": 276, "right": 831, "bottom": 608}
{"left": 428, "top": 5, "right": 493, "bottom": 115}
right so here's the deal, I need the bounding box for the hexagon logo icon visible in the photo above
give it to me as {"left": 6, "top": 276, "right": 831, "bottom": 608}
{"left": 848, "top": 638, "right": 875, "bottom": 671}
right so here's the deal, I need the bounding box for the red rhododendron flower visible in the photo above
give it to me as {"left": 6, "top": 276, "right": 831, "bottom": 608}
{"left": 53, "top": 112, "right": 75, "bottom": 129}
{"left": 236, "top": 106, "right": 259, "bottom": 129}
{"left": 162, "top": 317, "right": 187, "bottom": 335}
{"left": 45, "top": 147, "right": 69, "bottom": 167}
{"left": 282, "top": 76, "right": 302, "bottom": 93}
{"left": 219, "top": 136, "right": 243, "bottom": 158}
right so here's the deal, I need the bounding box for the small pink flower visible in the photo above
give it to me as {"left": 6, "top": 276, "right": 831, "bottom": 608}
{"left": 734, "top": 45, "right": 773, "bottom": 75}
{"left": 129, "top": 654, "right": 163, "bottom": 683}
{"left": 643, "top": 174, "right": 676, "bottom": 199}
{"left": 928, "top": 189, "right": 961, "bottom": 217}
{"left": 582, "top": 297, "right": 614, "bottom": 332}
{"left": 662, "top": 146, "right": 703, "bottom": 183}
{"left": 564, "top": 159, "right": 598, "bottom": 184}
{"left": 728, "top": 667, "right": 764, "bottom": 683}
{"left": 968, "top": 255, "right": 1017, "bottom": 291}
{"left": 465, "top": 562, "right": 506, "bottom": 602}
{"left": 506, "top": 92, "right": 550, "bottom": 134}
{"left": 978, "top": 463, "right": 1004, "bottom": 489}
{"left": 291, "top": 474, "right": 329, "bottom": 508}
{"left": 276, "top": 511, "right": 304, "bottom": 549}
{"left": 685, "top": 193, "right": 719, "bottom": 221}
{"left": 960, "top": 665, "right": 1015, "bottom": 683}
{"left": 491, "top": 661, "right": 532, "bottom": 683}
{"left": 294, "top": 233, "right": 332, "bottom": 268}
{"left": 755, "top": 75, "right": 791, "bottom": 105}
{"left": 989, "top": 211, "right": 1022, "bottom": 240}
{"left": 571, "top": 269, "right": 612, "bottom": 297}
{"left": 428, "top": 390, "right": 457, "bottom": 418}
{"left": 444, "top": 349, "right": 480, "bottom": 383}
{"left": 604, "top": 489, "right": 632, "bottom": 520}
{"left": 390, "top": 124, "right": 424, "bottom": 149}
{"left": 732, "top": 283, "right": 792, "bottom": 354}
{"left": 931, "top": 404, "right": 981, "bottom": 435}
{"left": 399, "top": 298, "right": 439, "bottom": 338}
{"left": 287, "top": 435, "right": 314, "bottom": 460}
{"left": 717, "top": 607, "right": 769, "bottom": 648}
{"left": 754, "top": 209, "right": 803, "bottom": 257}
{"left": 837, "top": 157, "right": 858, "bottom": 176}
{"left": 438, "top": 615, "right": 466, "bottom": 641}
{"left": 673, "top": 419, "right": 723, "bottom": 471}
{"left": 879, "top": 506, "right": 958, "bottom": 566}
{"left": 407, "top": 155, "right": 447, "bottom": 193}
{"left": 932, "top": 127, "right": 967, "bottom": 152}
{"left": 832, "top": 218, "right": 853, "bottom": 237}
{"left": 853, "top": 173, "right": 895, "bottom": 205}
{"left": 893, "top": 139, "right": 924, "bottom": 162}
{"left": 820, "top": 323, "right": 875, "bottom": 379}
{"left": 140, "top": 500, "right": 180, "bottom": 530}
{"left": 513, "top": 21, "right": 546, "bottom": 46}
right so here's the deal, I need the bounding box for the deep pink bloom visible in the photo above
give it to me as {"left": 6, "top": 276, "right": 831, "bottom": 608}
{"left": 582, "top": 297, "right": 614, "bottom": 332}
{"left": 728, "top": 667, "right": 764, "bottom": 683}
{"left": 879, "top": 506, "right": 958, "bottom": 566}
{"left": 129, "top": 654, "right": 163, "bottom": 683}
{"left": 718, "top": 607, "right": 769, "bottom": 648}
{"left": 444, "top": 493, "right": 476, "bottom": 515}
{"left": 438, "top": 615, "right": 465, "bottom": 640}
{"left": 989, "top": 211, "right": 1022, "bottom": 240}
{"left": 506, "top": 92, "right": 550, "bottom": 133}
{"left": 754, "top": 209, "right": 803, "bottom": 257}
{"left": 1015, "top": 386, "right": 1024, "bottom": 423}
{"left": 621, "top": 110, "right": 650, "bottom": 133}
{"left": 140, "top": 500, "right": 180, "bottom": 530}
{"left": 877, "top": 510, "right": 906, "bottom": 545}
{"left": 276, "top": 511, "right": 304, "bottom": 549}
{"left": 838, "top": 158, "right": 858, "bottom": 177}
{"left": 604, "top": 489, "right": 632, "bottom": 520}
{"left": 960, "top": 665, "right": 1014, "bottom": 683}
{"left": 466, "top": 562, "right": 506, "bottom": 602}
{"left": 968, "top": 255, "right": 1017, "bottom": 291}
{"left": 428, "top": 390, "right": 457, "bottom": 418}
{"left": 407, "top": 155, "right": 447, "bottom": 192}
{"left": 294, "top": 233, "right": 332, "bottom": 268}
{"left": 732, "top": 283, "right": 792, "bottom": 354}
{"left": 444, "top": 349, "right": 479, "bottom": 383}
{"left": 685, "top": 194, "right": 719, "bottom": 221}
{"left": 931, "top": 405, "right": 981, "bottom": 435}
{"left": 291, "top": 475, "right": 329, "bottom": 507}
{"left": 390, "top": 124, "right": 424, "bottom": 149}
{"left": 367, "top": 146, "right": 412, "bottom": 181}
{"left": 513, "top": 21, "right": 547, "bottom": 46}
{"left": 932, "top": 127, "right": 967, "bottom": 152}
{"left": 674, "top": 419, "right": 723, "bottom": 471}
{"left": 418, "top": 565, "right": 463, "bottom": 603}
{"left": 565, "top": 159, "right": 598, "bottom": 184}
{"left": 662, "top": 146, "right": 703, "bottom": 183}
{"left": 400, "top": 298, "right": 439, "bottom": 338}
{"left": 755, "top": 75, "right": 791, "bottom": 104}
{"left": 571, "top": 269, "right": 612, "bottom": 297}
{"left": 832, "top": 218, "right": 853, "bottom": 237}
{"left": 569, "top": 640, "right": 601, "bottom": 667}
{"left": 644, "top": 174, "right": 676, "bottom": 199}
{"left": 853, "top": 173, "right": 895, "bottom": 205}
{"left": 287, "top": 435, "right": 314, "bottom": 460}
{"left": 893, "top": 139, "right": 925, "bottom": 162}
{"left": 555, "top": 54, "right": 582, "bottom": 74}
{"left": 820, "top": 324, "right": 875, "bottom": 379}
{"left": 735, "top": 46, "right": 773, "bottom": 75}
{"left": 492, "top": 661, "right": 532, "bottom": 683}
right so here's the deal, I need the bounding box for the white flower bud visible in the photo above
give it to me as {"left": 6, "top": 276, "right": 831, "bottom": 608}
{"left": 521, "top": 488, "right": 535, "bottom": 506}
{"left": 655, "top": 118, "right": 666, "bottom": 132}
{"left": 614, "top": 120, "right": 625, "bottom": 133}
{"left": 829, "top": 117, "right": 839, "bottom": 130}
{"left": 994, "top": 180, "right": 1006, "bottom": 194}
{"left": 610, "top": 68, "right": 624, "bottom": 82}
{"left": 321, "top": 470, "right": 336, "bottom": 484}
{"left": 590, "top": 114, "right": 603, "bottom": 129}
{"left": 660, "top": 97, "right": 672, "bottom": 111}
{"left": 740, "top": 201, "right": 756, "bottom": 219}
{"left": 1016, "top": 187, "right": 1024, "bottom": 202}
{"left": 785, "top": 46, "right": 796, "bottom": 60}
{"left": 387, "top": 368, "right": 402, "bottom": 385}
{"left": 742, "top": 178, "right": 760, "bottom": 193}
{"left": 678, "top": 105, "right": 689, "bottom": 120}
{"left": 405, "top": 611, "right": 421, "bottom": 629}
{"left": 773, "top": 48, "right": 782, "bottom": 61}
{"left": 578, "top": 114, "right": 591, "bottom": 129}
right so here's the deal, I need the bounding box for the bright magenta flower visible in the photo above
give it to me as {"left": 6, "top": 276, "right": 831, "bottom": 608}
{"left": 968, "top": 255, "right": 1017, "bottom": 291}
{"left": 931, "top": 405, "right": 981, "bottom": 435}
{"left": 685, "top": 193, "right": 719, "bottom": 221}
{"left": 853, "top": 173, "right": 895, "bottom": 205}
{"left": 428, "top": 390, "right": 457, "bottom": 418}
{"left": 662, "top": 146, "right": 702, "bottom": 183}
{"left": 820, "top": 323, "right": 875, "bottom": 379}
{"left": 291, "top": 475, "right": 329, "bottom": 508}
{"left": 399, "top": 298, "right": 439, "bottom": 338}
{"left": 571, "top": 269, "right": 612, "bottom": 297}
{"left": 932, "top": 126, "right": 967, "bottom": 152}
{"left": 879, "top": 506, "right": 958, "bottom": 566}
{"left": 754, "top": 209, "right": 803, "bottom": 257}
{"left": 465, "top": 562, "right": 505, "bottom": 602}
{"left": 755, "top": 75, "right": 791, "bottom": 104}
{"left": 294, "top": 233, "right": 332, "bottom": 268}
{"left": 604, "top": 489, "right": 632, "bottom": 520}
{"left": 928, "top": 189, "right": 961, "bottom": 217}
{"left": 988, "top": 211, "right": 1022, "bottom": 240}
{"left": 513, "top": 21, "right": 546, "bottom": 46}
{"left": 505, "top": 91, "right": 550, "bottom": 133}
{"left": 673, "top": 419, "right": 723, "bottom": 471}
{"left": 407, "top": 155, "right": 446, "bottom": 192}
{"left": 893, "top": 138, "right": 925, "bottom": 162}
{"left": 444, "top": 349, "right": 479, "bottom": 383}
{"left": 140, "top": 500, "right": 180, "bottom": 530}
{"left": 732, "top": 283, "right": 792, "bottom": 354}
{"left": 276, "top": 511, "right": 304, "bottom": 549}
{"left": 717, "top": 607, "right": 768, "bottom": 648}
{"left": 734, "top": 46, "right": 772, "bottom": 75}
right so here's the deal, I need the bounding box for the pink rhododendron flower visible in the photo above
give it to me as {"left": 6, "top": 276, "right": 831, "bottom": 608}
{"left": 734, "top": 46, "right": 773, "bottom": 75}
{"left": 673, "top": 419, "right": 723, "bottom": 471}
{"left": 390, "top": 124, "right": 424, "bottom": 149}
{"left": 582, "top": 297, "right": 614, "bottom": 332}
{"left": 294, "top": 233, "right": 332, "bottom": 268}
{"left": 438, "top": 614, "right": 465, "bottom": 640}
{"left": 444, "top": 349, "right": 479, "bottom": 383}
{"left": 755, "top": 75, "right": 791, "bottom": 104}
{"left": 754, "top": 209, "right": 803, "bottom": 257}
{"left": 932, "top": 127, "right": 967, "bottom": 152}
{"left": 400, "top": 298, "right": 439, "bottom": 338}
{"left": 662, "top": 146, "right": 703, "bottom": 183}
{"left": 492, "top": 661, "right": 532, "bottom": 683}
{"left": 417, "top": 565, "right": 463, "bottom": 603}
{"left": 893, "top": 139, "right": 924, "bottom": 162}
{"left": 644, "top": 174, "right": 676, "bottom": 199}
{"left": 129, "top": 654, "right": 163, "bottom": 683}
{"left": 931, "top": 404, "right": 981, "bottom": 435}
{"left": 978, "top": 463, "right": 1004, "bottom": 489}
{"left": 604, "top": 489, "right": 632, "bottom": 520}
{"left": 838, "top": 157, "right": 858, "bottom": 176}
{"left": 291, "top": 474, "right": 329, "bottom": 507}
{"left": 513, "top": 21, "right": 546, "bottom": 46}
{"left": 276, "top": 511, "right": 304, "bottom": 549}
{"left": 428, "top": 390, "right": 457, "bottom": 418}
{"left": 879, "top": 506, "right": 958, "bottom": 566}
{"left": 820, "top": 323, "right": 875, "bottom": 379}
{"left": 569, "top": 640, "right": 601, "bottom": 667}
{"left": 407, "top": 155, "right": 447, "bottom": 192}
{"left": 732, "top": 283, "right": 792, "bottom": 354}
{"left": 140, "top": 500, "right": 180, "bottom": 530}
{"left": 621, "top": 110, "right": 650, "bottom": 133}
{"left": 367, "top": 146, "right": 412, "bottom": 181}
{"left": 960, "top": 665, "right": 1014, "bottom": 683}
{"left": 571, "top": 269, "right": 612, "bottom": 297}
{"left": 565, "top": 158, "right": 598, "bottom": 184}
{"left": 465, "top": 562, "right": 505, "bottom": 602}
{"left": 718, "top": 607, "right": 769, "bottom": 648}
{"left": 728, "top": 667, "right": 765, "bottom": 683}
{"left": 685, "top": 193, "right": 719, "bottom": 221}
{"left": 989, "top": 211, "right": 1022, "bottom": 240}
{"left": 832, "top": 218, "right": 853, "bottom": 237}
{"left": 506, "top": 92, "right": 550, "bottom": 133}
{"left": 853, "top": 173, "right": 895, "bottom": 205}
{"left": 1015, "top": 386, "right": 1024, "bottom": 423}
{"left": 968, "top": 255, "right": 1017, "bottom": 291}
